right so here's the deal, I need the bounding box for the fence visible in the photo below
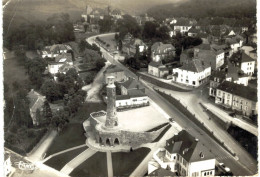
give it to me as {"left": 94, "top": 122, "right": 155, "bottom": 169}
{"left": 155, "top": 89, "right": 236, "bottom": 157}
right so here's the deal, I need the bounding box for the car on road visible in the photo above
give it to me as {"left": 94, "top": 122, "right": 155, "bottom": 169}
{"left": 169, "top": 118, "right": 175, "bottom": 122}
{"left": 219, "top": 163, "right": 231, "bottom": 172}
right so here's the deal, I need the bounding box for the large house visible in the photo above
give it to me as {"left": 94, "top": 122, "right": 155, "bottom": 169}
{"left": 209, "top": 71, "right": 227, "bottom": 97}
{"left": 215, "top": 81, "right": 257, "bottom": 116}
{"left": 225, "top": 36, "right": 243, "bottom": 55}
{"left": 48, "top": 53, "right": 73, "bottom": 75}
{"left": 148, "top": 130, "right": 216, "bottom": 176}
{"left": 229, "top": 51, "right": 255, "bottom": 76}
{"left": 193, "top": 47, "right": 225, "bottom": 70}
{"left": 104, "top": 65, "right": 126, "bottom": 84}
{"left": 151, "top": 42, "right": 176, "bottom": 62}
{"left": 172, "top": 59, "right": 211, "bottom": 87}
{"left": 41, "top": 44, "right": 71, "bottom": 58}
{"left": 27, "top": 89, "right": 46, "bottom": 125}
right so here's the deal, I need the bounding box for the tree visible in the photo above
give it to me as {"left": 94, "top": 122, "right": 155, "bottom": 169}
{"left": 99, "top": 15, "right": 113, "bottom": 33}
{"left": 42, "top": 101, "right": 52, "bottom": 125}
{"left": 96, "top": 58, "right": 106, "bottom": 71}
{"left": 118, "top": 40, "right": 123, "bottom": 51}
{"left": 41, "top": 80, "right": 62, "bottom": 102}
{"left": 143, "top": 21, "right": 158, "bottom": 39}
{"left": 85, "top": 74, "right": 95, "bottom": 84}
{"left": 78, "top": 40, "right": 87, "bottom": 53}
{"left": 66, "top": 68, "right": 78, "bottom": 80}
{"left": 156, "top": 25, "right": 170, "bottom": 40}
{"left": 67, "top": 95, "right": 83, "bottom": 113}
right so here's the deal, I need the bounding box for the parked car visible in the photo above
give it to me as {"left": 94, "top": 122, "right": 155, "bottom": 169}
{"left": 229, "top": 112, "right": 236, "bottom": 117}
{"left": 219, "top": 163, "right": 231, "bottom": 172}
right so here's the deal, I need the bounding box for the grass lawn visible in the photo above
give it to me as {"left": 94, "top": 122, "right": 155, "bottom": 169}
{"left": 45, "top": 123, "right": 86, "bottom": 157}
{"left": 70, "top": 152, "right": 107, "bottom": 177}
{"left": 112, "top": 147, "right": 151, "bottom": 176}
{"left": 73, "top": 102, "right": 106, "bottom": 122}
{"left": 44, "top": 146, "right": 88, "bottom": 171}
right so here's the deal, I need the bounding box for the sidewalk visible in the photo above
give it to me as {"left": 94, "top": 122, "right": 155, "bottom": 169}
{"left": 27, "top": 130, "right": 58, "bottom": 162}
{"left": 60, "top": 148, "right": 97, "bottom": 175}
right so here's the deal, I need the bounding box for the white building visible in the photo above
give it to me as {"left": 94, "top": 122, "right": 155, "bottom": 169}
{"left": 151, "top": 42, "right": 175, "bottom": 62}
{"left": 148, "top": 130, "right": 216, "bottom": 176}
{"left": 172, "top": 59, "right": 211, "bottom": 87}
{"left": 115, "top": 90, "right": 149, "bottom": 109}
{"left": 148, "top": 61, "right": 169, "bottom": 78}
{"left": 48, "top": 53, "right": 73, "bottom": 75}
{"left": 229, "top": 52, "right": 255, "bottom": 76}
{"left": 41, "top": 44, "right": 71, "bottom": 58}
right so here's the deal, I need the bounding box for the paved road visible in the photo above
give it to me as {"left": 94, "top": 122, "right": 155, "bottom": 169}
{"left": 27, "top": 130, "right": 58, "bottom": 162}
{"left": 87, "top": 33, "right": 257, "bottom": 175}
{"left": 60, "top": 148, "right": 97, "bottom": 175}
{"left": 106, "top": 152, "right": 113, "bottom": 177}
{"left": 203, "top": 102, "right": 258, "bottom": 136}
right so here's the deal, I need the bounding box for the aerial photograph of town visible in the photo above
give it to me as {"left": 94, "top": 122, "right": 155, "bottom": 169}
{"left": 2, "top": 0, "right": 258, "bottom": 176}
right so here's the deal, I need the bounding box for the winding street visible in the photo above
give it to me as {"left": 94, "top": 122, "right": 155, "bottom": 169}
{"left": 86, "top": 33, "right": 257, "bottom": 176}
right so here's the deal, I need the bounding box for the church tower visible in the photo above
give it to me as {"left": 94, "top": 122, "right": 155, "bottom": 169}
{"left": 105, "top": 76, "right": 118, "bottom": 128}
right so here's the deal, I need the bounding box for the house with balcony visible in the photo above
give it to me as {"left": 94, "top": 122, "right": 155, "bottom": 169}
{"left": 148, "top": 130, "right": 216, "bottom": 176}
{"left": 215, "top": 81, "right": 257, "bottom": 116}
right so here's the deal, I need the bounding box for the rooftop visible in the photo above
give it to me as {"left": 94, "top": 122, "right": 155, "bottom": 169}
{"left": 217, "top": 81, "right": 257, "bottom": 102}
{"left": 229, "top": 51, "right": 255, "bottom": 64}
{"left": 104, "top": 65, "right": 124, "bottom": 74}
{"left": 121, "top": 78, "right": 145, "bottom": 90}
{"left": 180, "top": 59, "right": 210, "bottom": 73}
{"left": 165, "top": 130, "right": 215, "bottom": 162}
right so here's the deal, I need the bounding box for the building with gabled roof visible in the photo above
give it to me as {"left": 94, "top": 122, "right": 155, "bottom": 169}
{"left": 172, "top": 58, "right": 211, "bottom": 87}
{"left": 41, "top": 44, "right": 71, "bottom": 58}
{"left": 229, "top": 51, "right": 255, "bottom": 76}
{"left": 215, "top": 81, "right": 257, "bottom": 116}
{"left": 151, "top": 42, "right": 175, "bottom": 62}
{"left": 188, "top": 26, "right": 200, "bottom": 37}
{"left": 120, "top": 77, "right": 145, "bottom": 95}
{"left": 148, "top": 130, "right": 216, "bottom": 176}
{"left": 48, "top": 53, "right": 73, "bottom": 75}
{"left": 104, "top": 64, "right": 126, "bottom": 84}
{"left": 27, "top": 89, "right": 46, "bottom": 125}
{"left": 148, "top": 61, "right": 169, "bottom": 78}
{"left": 122, "top": 38, "right": 148, "bottom": 56}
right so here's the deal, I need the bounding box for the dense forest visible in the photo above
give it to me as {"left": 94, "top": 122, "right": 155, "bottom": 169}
{"left": 147, "top": 0, "right": 256, "bottom": 22}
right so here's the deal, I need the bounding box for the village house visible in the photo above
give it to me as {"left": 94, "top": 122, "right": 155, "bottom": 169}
{"left": 173, "top": 19, "right": 192, "bottom": 35}
{"left": 151, "top": 42, "right": 176, "bottom": 62}
{"left": 111, "top": 9, "right": 123, "bottom": 19}
{"left": 148, "top": 61, "right": 169, "bottom": 78}
{"left": 103, "top": 65, "right": 127, "bottom": 84}
{"left": 120, "top": 77, "right": 145, "bottom": 95}
{"left": 172, "top": 58, "right": 211, "bottom": 87}
{"left": 122, "top": 38, "right": 148, "bottom": 56}
{"left": 209, "top": 71, "right": 227, "bottom": 97}
{"left": 27, "top": 89, "right": 46, "bottom": 125}
{"left": 226, "top": 61, "right": 250, "bottom": 86}
{"left": 229, "top": 51, "right": 255, "bottom": 76}
{"left": 48, "top": 53, "right": 73, "bottom": 75}
{"left": 225, "top": 37, "right": 243, "bottom": 55}
{"left": 148, "top": 130, "right": 216, "bottom": 176}
{"left": 215, "top": 81, "right": 257, "bottom": 117}
{"left": 40, "top": 44, "right": 71, "bottom": 58}
{"left": 187, "top": 26, "right": 200, "bottom": 37}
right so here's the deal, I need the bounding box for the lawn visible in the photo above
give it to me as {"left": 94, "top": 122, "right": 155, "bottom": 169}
{"left": 112, "top": 147, "right": 151, "bottom": 176}
{"left": 73, "top": 102, "right": 106, "bottom": 121}
{"left": 70, "top": 152, "right": 108, "bottom": 177}
{"left": 45, "top": 123, "right": 86, "bottom": 157}
{"left": 44, "top": 146, "right": 88, "bottom": 171}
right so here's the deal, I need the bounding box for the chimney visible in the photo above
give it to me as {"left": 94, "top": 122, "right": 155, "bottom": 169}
{"left": 105, "top": 76, "right": 118, "bottom": 128}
